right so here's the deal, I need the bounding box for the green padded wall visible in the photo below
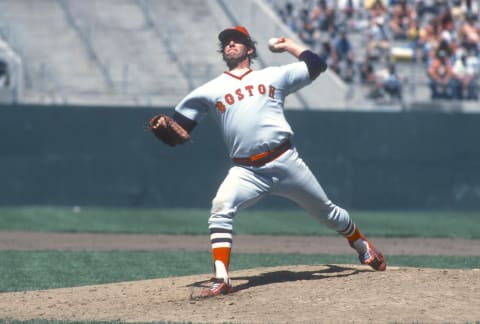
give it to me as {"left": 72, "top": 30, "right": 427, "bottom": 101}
{"left": 1, "top": 104, "right": 479, "bottom": 210}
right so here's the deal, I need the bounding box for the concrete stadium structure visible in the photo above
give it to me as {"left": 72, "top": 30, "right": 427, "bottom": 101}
{"left": 0, "top": 0, "right": 478, "bottom": 112}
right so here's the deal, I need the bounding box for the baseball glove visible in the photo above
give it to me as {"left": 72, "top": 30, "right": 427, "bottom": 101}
{"left": 148, "top": 114, "right": 191, "bottom": 147}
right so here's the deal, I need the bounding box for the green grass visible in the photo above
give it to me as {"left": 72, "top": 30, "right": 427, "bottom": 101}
{"left": 1, "top": 207, "right": 479, "bottom": 238}
{"left": 0, "top": 207, "right": 479, "bottom": 294}
{"left": 0, "top": 250, "right": 479, "bottom": 292}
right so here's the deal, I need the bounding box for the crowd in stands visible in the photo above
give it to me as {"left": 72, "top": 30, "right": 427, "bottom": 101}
{"left": 274, "top": 0, "right": 480, "bottom": 101}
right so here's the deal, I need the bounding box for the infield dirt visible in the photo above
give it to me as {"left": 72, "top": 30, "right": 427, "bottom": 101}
{"left": 1, "top": 232, "right": 479, "bottom": 323}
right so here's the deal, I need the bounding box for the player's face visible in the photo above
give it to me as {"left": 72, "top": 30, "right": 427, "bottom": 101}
{"left": 223, "top": 40, "right": 249, "bottom": 60}
{"left": 222, "top": 39, "right": 252, "bottom": 69}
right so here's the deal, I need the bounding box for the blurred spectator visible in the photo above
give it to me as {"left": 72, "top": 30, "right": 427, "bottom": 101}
{"left": 338, "top": 58, "right": 356, "bottom": 83}
{"left": 381, "top": 63, "right": 403, "bottom": 99}
{"left": 436, "top": 37, "right": 455, "bottom": 60}
{"left": 437, "top": 5, "right": 456, "bottom": 44}
{"left": 331, "top": 29, "right": 356, "bottom": 82}
{"left": 278, "top": 2, "right": 299, "bottom": 33}
{"left": 365, "top": 0, "right": 388, "bottom": 17}
{"left": 426, "top": 0, "right": 451, "bottom": 16}
{"left": 407, "top": 18, "right": 424, "bottom": 61}
{"left": 360, "top": 56, "right": 376, "bottom": 85}
{"left": 452, "top": 48, "right": 478, "bottom": 99}
{"left": 415, "top": 0, "right": 440, "bottom": 19}
{"left": 319, "top": 37, "right": 336, "bottom": 67}
{"left": 321, "top": 36, "right": 356, "bottom": 83}
{"left": 0, "top": 59, "right": 9, "bottom": 88}
{"left": 366, "top": 15, "right": 391, "bottom": 61}
{"left": 457, "top": 0, "right": 479, "bottom": 16}
{"left": 428, "top": 49, "right": 456, "bottom": 99}
{"left": 337, "top": 0, "right": 360, "bottom": 19}
{"left": 310, "top": 0, "right": 336, "bottom": 35}
{"left": 337, "top": 0, "right": 363, "bottom": 30}
{"left": 366, "top": 62, "right": 403, "bottom": 100}
{"left": 418, "top": 17, "right": 443, "bottom": 63}
{"left": 334, "top": 29, "right": 354, "bottom": 62}
{"left": 459, "top": 13, "right": 480, "bottom": 55}
{"left": 298, "top": 8, "right": 317, "bottom": 46}
{"left": 389, "top": 0, "right": 417, "bottom": 40}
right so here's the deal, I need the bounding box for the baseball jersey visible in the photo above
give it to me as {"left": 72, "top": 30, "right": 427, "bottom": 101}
{"left": 175, "top": 61, "right": 311, "bottom": 158}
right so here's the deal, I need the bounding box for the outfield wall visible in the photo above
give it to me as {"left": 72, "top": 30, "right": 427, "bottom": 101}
{"left": 1, "top": 104, "right": 479, "bottom": 210}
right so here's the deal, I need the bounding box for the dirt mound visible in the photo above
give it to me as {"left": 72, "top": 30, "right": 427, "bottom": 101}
{"left": 1, "top": 264, "right": 479, "bottom": 323}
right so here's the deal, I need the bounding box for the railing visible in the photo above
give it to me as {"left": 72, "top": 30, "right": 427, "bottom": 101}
{"left": 0, "top": 37, "right": 23, "bottom": 104}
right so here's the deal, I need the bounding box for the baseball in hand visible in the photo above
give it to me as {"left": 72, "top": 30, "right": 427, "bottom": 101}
{"left": 268, "top": 37, "right": 284, "bottom": 53}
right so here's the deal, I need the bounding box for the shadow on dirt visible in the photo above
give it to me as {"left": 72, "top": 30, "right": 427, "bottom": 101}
{"left": 188, "top": 264, "right": 369, "bottom": 293}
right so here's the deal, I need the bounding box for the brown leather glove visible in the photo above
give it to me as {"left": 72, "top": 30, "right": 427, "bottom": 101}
{"left": 148, "top": 114, "right": 191, "bottom": 147}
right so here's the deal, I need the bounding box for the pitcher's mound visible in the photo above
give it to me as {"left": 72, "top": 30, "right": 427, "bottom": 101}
{"left": 1, "top": 264, "right": 479, "bottom": 323}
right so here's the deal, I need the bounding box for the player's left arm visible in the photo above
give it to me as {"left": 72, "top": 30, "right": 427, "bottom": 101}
{"left": 147, "top": 112, "right": 196, "bottom": 147}
{"left": 172, "top": 112, "right": 197, "bottom": 133}
{"left": 147, "top": 96, "right": 202, "bottom": 147}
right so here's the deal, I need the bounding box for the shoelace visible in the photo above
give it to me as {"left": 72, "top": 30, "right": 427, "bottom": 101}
{"left": 210, "top": 282, "right": 222, "bottom": 291}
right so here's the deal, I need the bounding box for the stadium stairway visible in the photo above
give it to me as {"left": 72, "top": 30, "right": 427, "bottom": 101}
{"left": 0, "top": 0, "right": 352, "bottom": 109}
{"left": 0, "top": 0, "right": 109, "bottom": 104}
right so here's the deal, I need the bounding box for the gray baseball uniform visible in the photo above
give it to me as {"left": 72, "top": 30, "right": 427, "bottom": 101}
{"left": 175, "top": 57, "right": 354, "bottom": 251}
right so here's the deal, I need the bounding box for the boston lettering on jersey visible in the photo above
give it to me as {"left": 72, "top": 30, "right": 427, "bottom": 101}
{"left": 215, "top": 83, "right": 276, "bottom": 113}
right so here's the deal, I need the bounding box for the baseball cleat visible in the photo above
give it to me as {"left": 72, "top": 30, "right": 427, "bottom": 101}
{"left": 350, "top": 236, "right": 387, "bottom": 271}
{"left": 200, "top": 277, "right": 233, "bottom": 298}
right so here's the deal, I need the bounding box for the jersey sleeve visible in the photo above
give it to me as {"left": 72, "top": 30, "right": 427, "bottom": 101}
{"left": 174, "top": 88, "right": 212, "bottom": 123}
{"left": 279, "top": 61, "right": 312, "bottom": 95}
{"left": 299, "top": 50, "right": 327, "bottom": 80}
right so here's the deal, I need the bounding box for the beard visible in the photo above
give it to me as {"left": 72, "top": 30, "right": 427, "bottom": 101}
{"left": 223, "top": 47, "right": 250, "bottom": 70}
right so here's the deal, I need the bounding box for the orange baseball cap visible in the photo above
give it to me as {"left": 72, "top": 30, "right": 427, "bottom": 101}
{"left": 218, "top": 26, "right": 251, "bottom": 43}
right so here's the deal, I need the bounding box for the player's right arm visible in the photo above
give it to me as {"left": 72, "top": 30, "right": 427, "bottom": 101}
{"left": 298, "top": 50, "right": 327, "bottom": 80}
{"left": 270, "top": 37, "right": 307, "bottom": 58}
{"left": 271, "top": 37, "right": 327, "bottom": 80}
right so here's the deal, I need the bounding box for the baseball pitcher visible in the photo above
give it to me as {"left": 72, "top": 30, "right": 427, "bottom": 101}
{"left": 148, "top": 26, "right": 386, "bottom": 298}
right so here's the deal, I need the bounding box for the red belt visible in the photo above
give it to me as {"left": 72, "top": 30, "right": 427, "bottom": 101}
{"left": 233, "top": 140, "right": 292, "bottom": 167}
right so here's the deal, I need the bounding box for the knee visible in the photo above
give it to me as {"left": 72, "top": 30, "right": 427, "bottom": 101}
{"left": 209, "top": 198, "right": 236, "bottom": 231}
{"left": 319, "top": 203, "right": 352, "bottom": 232}
{"left": 211, "top": 196, "right": 236, "bottom": 215}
